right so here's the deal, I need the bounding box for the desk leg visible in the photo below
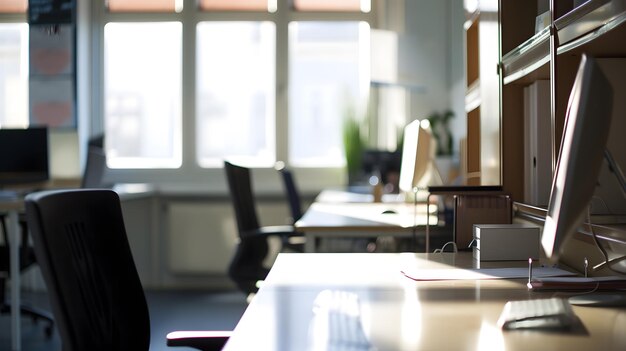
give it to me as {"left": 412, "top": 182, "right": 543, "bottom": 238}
{"left": 425, "top": 194, "right": 432, "bottom": 253}
{"left": 305, "top": 234, "right": 316, "bottom": 253}
{"left": 9, "top": 210, "right": 21, "bottom": 351}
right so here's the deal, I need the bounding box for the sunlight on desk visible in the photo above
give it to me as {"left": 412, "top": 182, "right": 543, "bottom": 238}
{"left": 223, "top": 253, "right": 626, "bottom": 351}
{"left": 477, "top": 320, "right": 505, "bottom": 351}
{"left": 297, "top": 202, "right": 437, "bottom": 229}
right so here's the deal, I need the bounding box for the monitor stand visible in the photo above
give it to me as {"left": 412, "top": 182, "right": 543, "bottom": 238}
{"left": 569, "top": 293, "right": 626, "bottom": 307}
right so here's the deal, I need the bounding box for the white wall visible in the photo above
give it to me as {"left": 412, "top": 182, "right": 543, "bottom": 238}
{"left": 448, "top": 0, "right": 467, "bottom": 155}
{"left": 48, "top": 131, "right": 80, "bottom": 179}
{"left": 380, "top": 0, "right": 465, "bottom": 154}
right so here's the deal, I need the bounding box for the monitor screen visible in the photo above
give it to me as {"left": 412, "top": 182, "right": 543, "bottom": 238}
{"left": 541, "top": 55, "right": 613, "bottom": 261}
{"left": 0, "top": 127, "right": 50, "bottom": 186}
{"left": 399, "top": 119, "right": 434, "bottom": 193}
{"left": 361, "top": 149, "right": 401, "bottom": 185}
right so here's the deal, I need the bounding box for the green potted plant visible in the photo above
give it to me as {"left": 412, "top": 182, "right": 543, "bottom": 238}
{"left": 342, "top": 103, "right": 366, "bottom": 185}
{"left": 427, "top": 110, "right": 455, "bottom": 156}
{"left": 427, "top": 110, "right": 456, "bottom": 184}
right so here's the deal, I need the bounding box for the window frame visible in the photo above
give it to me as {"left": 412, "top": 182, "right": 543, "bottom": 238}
{"left": 0, "top": 7, "right": 28, "bottom": 127}
{"left": 91, "top": 0, "right": 374, "bottom": 192}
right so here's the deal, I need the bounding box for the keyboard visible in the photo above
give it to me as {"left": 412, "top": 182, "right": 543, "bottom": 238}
{"left": 311, "top": 290, "right": 373, "bottom": 350}
{"left": 498, "top": 297, "right": 576, "bottom": 330}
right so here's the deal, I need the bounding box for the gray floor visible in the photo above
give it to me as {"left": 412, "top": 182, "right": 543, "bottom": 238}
{"left": 0, "top": 289, "right": 249, "bottom": 351}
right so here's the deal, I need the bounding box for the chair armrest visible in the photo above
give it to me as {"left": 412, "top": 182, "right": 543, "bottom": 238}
{"left": 241, "top": 225, "right": 297, "bottom": 239}
{"left": 166, "top": 330, "right": 232, "bottom": 351}
{"left": 259, "top": 225, "right": 300, "bottom": 237}
{"left": 242, "top": 226, "right": 304, "bottom": 252}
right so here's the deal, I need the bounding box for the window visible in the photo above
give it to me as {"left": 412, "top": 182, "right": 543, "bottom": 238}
{"left": 98, "top": 0, "right": 372, "bottom": 177}
{"left": 107, "top": 0, "right": 183, "bottom": 13}
{"left": 0, "top": 3, "right": 28, "bottom": 128}
{"left": 293, "top": 0, "right": 369, "bottom": 12}
{"left": 288, "top": 21, "right": 369, "bottom": 167}
{"left": 104, "top": 22, "right": 182, "bottom": 168}
{"left": 196, "top": 22, "right": 276, "bottom": 167}
{"left": 199, "top": 0, "right": 272, "bottom": 12}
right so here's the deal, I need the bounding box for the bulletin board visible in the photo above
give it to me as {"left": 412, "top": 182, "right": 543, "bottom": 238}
{"left": 28, "top": 0, "right": 76, "bottom": 129}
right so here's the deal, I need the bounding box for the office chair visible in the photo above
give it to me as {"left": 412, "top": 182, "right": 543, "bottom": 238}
{"left": 0, "top": 132, "right": 112, "bottom": 335}
{"left": 81, "top": 134, "right": 113, "bottom": 189}
{"left": 81, "top": 146, "right": 110, "bottom": 188}
{"left": 24, "top": 189, "right": 231, "bottom": 351}
{"left": 275, "top": 162, "right": 304, "bottom": 224}
{"left": 223, "top": 161, "right": 303, "bottom": 295}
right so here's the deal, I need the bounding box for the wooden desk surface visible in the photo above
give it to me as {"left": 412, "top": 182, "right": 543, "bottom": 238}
{"left": 295, "top": 201, "right": 436, "bottom": 231}
{"left": 223, "top": 253, "right": 626, "bottom": 351}
{"left": 314, "top": 188, "right": 406, "bottom": 204}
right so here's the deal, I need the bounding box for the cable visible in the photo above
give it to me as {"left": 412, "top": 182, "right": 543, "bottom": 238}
{"left": 412, "top": 187, "right": 418, "bottom": 252}
{"left": 587, "top": 206, "right": 623, "bottom": 274}
{"left": 553, "top": 281, "right": 601, "bottom": 300}
{"left": 433, "top": 241, "right": 458, "bottom": 253}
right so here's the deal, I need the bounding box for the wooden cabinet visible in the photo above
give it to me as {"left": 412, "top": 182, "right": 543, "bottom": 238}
{"left": 500, "top": 0, "right": 626, "bottom": 202}
{"left": 498, "top": 0, "right": 626, "bottom": 272}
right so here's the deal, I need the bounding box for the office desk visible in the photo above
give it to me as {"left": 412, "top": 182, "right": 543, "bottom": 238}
{"left": 223, "top": 253, "right": 626, "bottom": 351}
{"left": 295, "top": 190, "right": 439, "bottom": 253}
{"left": 0, "top": 196, "right": 24, "bottom": 351}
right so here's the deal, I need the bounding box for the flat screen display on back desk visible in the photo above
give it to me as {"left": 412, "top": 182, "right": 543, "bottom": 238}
{"left": 399, "top": 119, "right": 433, "bottom": 193}
{"left": 0, "top": 127, "right": 49, "bottom": 187}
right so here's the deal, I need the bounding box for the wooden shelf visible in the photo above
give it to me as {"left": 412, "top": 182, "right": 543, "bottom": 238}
{"left": 558, "top": 7, "right": 626, "bottom": 56}
{"left": 465, "top": 17, "right": 479, "bottom": 88}
{"left": 502, "top": 28, "right": 550, "bottom": 85}
{"left": 497, "top": 0, "right": 626, "bottom": 275}
{"left": 465, "top": 79, "right": 480, "bottom": 113}
{"left": 555, "top": 0, "right": 620, "bottom": 47}
{"left": 513, "top": 201, "right": 548, "bottom": 223}
{"left": 516, "top": 201, "right": 626, "bottom": 244}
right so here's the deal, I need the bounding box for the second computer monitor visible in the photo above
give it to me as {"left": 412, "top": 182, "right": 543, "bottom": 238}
{"left": 541, "top": 55, "right": 613, "bottom": 261}
{"left": 0, "top": 127, "right": 49, "bottom": 186}
{"left": 399, "top": 119, "right": 433, "bottom": 194}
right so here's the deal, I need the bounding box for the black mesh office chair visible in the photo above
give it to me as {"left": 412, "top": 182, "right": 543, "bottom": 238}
{"left": 275, "top": 162, "right": 304, "bottom": 224}
{"left": 223, "top": 161, "right": 303, "bottom": 295}
{"left": 81, "top": 134, "right": 114, "bottom": 189}
{"left": 25, "top": 189, "right": 231, "bottom": 351}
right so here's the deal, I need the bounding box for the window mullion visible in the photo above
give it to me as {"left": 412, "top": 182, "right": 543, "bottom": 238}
{"left": 181, "top": 0, "right": 196, "bottom": 170}
{"left": 275, "top": 0, "right": 289, "bottom": 164}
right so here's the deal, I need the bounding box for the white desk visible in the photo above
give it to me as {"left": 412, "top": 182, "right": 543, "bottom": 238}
{"left": 295, "top": 190, "right": 438, "bottom": 253}
{"left": 223, "top": 253, "right": 626, "bottom": 350}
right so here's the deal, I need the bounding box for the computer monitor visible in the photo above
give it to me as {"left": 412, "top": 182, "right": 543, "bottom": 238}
{"left": 0, "top": 127, "right": 50, "bottom": 187}
{"left": 541, "top": 55, "right": 613, "bottom": 262}
{"left": 398, "top": 119, "right": 435, "bottom": 194}
{"left": 361, "top": 149, "right": 401, "bottom": 187}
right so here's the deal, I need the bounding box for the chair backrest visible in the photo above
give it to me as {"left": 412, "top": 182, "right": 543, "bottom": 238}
{"left": 81, "top": 145, "right": 110, "bottom": 188}
{"left": 276, "top": 165, "right": 303, "bottom": 223}
{"left": 25, "top": 189, "right": 150, "bottom": 351}
{"left": 223, "top": 161, "right": 261, "bottom": 233}
{"left": 81, "top": 134, "right": 112, "bottom": 189}
{"left": 223, "top": 161, "right": 269, "bottom": 294}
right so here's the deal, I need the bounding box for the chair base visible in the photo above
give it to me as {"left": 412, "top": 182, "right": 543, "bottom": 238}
{"left": 0, "top": 301, "right": 55, "bottom": 338}
{"left": 0, "top": 276, "right": 54, "bottom": 338}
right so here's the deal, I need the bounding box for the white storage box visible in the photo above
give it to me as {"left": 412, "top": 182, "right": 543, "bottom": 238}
{"left": 473, "top": 223, "right": 540, "bottom": 261}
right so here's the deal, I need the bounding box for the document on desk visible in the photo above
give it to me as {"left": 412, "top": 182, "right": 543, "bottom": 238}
{"left": 401, "top": 267, "right": 576, "bottom": 281}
